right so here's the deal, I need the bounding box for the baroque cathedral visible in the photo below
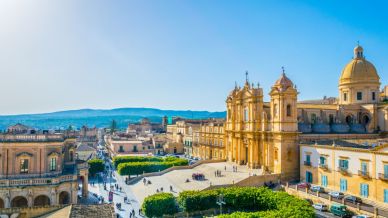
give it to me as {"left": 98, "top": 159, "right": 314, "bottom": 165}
{"left": 224, "top": 45, "right": 388, "bottom": 180}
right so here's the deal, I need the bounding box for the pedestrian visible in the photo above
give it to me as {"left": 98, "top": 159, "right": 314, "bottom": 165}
{"left": 139, "top": 208, "right": 142, "bottom": 215}
{"left": 161, "top": 187, "right": 163, "bottom": 192}
{"left": 224, "top": 166, "right": 226, "bottom": 171}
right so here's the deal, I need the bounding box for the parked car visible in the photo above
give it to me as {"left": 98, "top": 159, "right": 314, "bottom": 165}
{"left": 328, "top": 191, "right": 345, "bottom": 199}
{"left": 330, "top": 204, "right": 353, "bottom": 218}
{"left": 297, "top": 182, "right": 311, "bottom": 189}
{"left": 344, "top": 195, "right": 362, "bottom": 204}
{"left": 313, "top": 203, "right": 328, "bottom": 211}
{"left": 310, "top": 185, "right": 325, "bottom": 193}
{"left": 352, "top": 215, "right": 371, "bottom": 218}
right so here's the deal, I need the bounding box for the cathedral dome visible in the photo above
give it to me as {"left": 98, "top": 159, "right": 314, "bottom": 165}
{"left": 274, "top": 72, "right": 294, "bottom": 90}
{"left": 339, "top": 45, "right": 380, "bottom": 86}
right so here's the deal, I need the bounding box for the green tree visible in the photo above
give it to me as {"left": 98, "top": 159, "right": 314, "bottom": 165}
{"left": 142, "top": 193, "right": 178, "bottom": 218}
{"left": 88, "top": 159, "right": 104, "bottom": 176}
{"left": 110, "top": 120, "right": 117, "bottom": 134}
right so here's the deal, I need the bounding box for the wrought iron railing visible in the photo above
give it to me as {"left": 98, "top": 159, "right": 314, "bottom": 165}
{"left": 358, "top": 170, "right": 370, "bottom": 179}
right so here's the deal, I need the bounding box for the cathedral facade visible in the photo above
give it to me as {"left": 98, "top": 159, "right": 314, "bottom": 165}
{"left": 225, "top": 71, "right": 299, "bottom": 180}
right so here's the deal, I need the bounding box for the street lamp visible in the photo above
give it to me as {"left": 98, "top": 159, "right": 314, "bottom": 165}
{"left": 216, "top": 194, "right": 226, "bottom": 215}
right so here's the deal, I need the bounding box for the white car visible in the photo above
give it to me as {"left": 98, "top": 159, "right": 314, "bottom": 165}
{"left": 352, "top": 215, "right": 371, "bottom": 218}
{"left": 328, "top": 191, "right": 345, "bottom": 199}
{"left": 312, "top": 203, "right": 328, "bottom": 211}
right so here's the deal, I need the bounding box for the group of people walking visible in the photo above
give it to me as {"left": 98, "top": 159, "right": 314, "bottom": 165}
{"left": 142, "top": 178, "right": 152, "bottom": 185}
{"left": 128, "top": 208, "right": 142, "bottom": 218}
{"left": 156, "top": 185, "right": 174, "bottom": 193}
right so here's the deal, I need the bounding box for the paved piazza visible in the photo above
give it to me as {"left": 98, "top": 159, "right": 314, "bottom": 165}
{"left": 129, "top": 162, "right": 262, "bottom": 205}
{"left": 86, "top": 161, "right": 261, "bottom": 217}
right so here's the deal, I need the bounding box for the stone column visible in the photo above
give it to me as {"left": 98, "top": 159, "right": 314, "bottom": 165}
{"left": 254, "top": 139, "right": 260, "bottom": 169}
{"left": 249, "top": 140, "right": 254, "bottom": 168}
{"left": 82, "top": 171, "right": 89, "bottom": 198}
{"left": 72, "top": 185, "right": 78, "bottom": 204}
{"left": 50, "top": 188, "right": 57, "bottom": 205}
{"left": 235, "top": 139, "right": 240, "bottom": 164}
{"left": 4, "top": 193, "right": 11, "bottom": 208}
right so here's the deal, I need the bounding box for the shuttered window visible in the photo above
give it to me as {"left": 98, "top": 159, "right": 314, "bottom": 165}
{"left": 360, "top": 183, "right": 369, "bottom": 198}
{"left": 384, "top": 189, "right": 388, "bottom": 203}
{"left": 321, "top": 175, "right": 328, "bottom": 187}
{"left": 340, "top": 179, "right": 347, "bottom": 192}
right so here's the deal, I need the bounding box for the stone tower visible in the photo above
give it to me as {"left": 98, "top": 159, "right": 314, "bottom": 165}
{"left": 269, "top": 71, "right": 299, "bottom": 180}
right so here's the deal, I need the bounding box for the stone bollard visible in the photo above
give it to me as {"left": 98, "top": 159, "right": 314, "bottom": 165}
{"left": 342, "top": 198, "right": 345, "bottom": 205}
{"left": 329, "top": 195, "right": 332, "bottom": 202}
{"left": 286, "top": 182, "right": 289, "bottom": 188}
{"left": 357, "top": 203, "right": 360, "bottom": 211}
{"left": 305, "top": 187, "right": 308, "bottom": 193}
{"left": 316, "top": 191, "right": 319, "bottom": 197}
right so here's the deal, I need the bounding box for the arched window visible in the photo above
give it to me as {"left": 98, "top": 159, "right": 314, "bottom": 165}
{"left": 20, "top": 159, "right": 29, "bottom": 174}
{"left": 50, "top": 157, "right": 57, "bottom": 171}
{"left": 69, "top": 150, "right": 74, "bottom": 162}
{"left": 274, "top": 104, "right": 278, "bottom": 118}
{"left": 286, "top": 104, "right": 292, "bottom": 117}
{"left": 274, "top": 148, "right": 278, "bottom": 161}
{"left": 244, "top": 107, "right": 249, "bottom": 121}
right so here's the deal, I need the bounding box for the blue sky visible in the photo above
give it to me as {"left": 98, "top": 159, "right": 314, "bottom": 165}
{"left": 0, "top": 0, "right": 387, "bottom": 115}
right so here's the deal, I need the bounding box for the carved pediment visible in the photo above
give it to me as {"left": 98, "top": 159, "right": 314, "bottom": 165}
{"left": 48, "top": 151, "right": 60, "bottom": 157}
{"left": 16, "top": 152, "right": 33, "bottom": 157}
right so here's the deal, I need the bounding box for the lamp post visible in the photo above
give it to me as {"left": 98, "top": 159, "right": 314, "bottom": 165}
{"left": 216, "top": 194, "right": 226, "bottom": 215}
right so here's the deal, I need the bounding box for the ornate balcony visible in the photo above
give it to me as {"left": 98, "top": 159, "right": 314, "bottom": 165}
{"left": 304, "top": 161, "right": 311, "bottom": 166}
{"left": 0, "top": 174, "right": 77, "bottom": 187}
{"left": 337, "top": 167, "right": 349, "bottom": 175}
{"left": 319, "top": 163, "right": 329, "bottom": 171}
{"left": 379, "top": 173, "right": 388, "bottom": 181}
{"left": 358, "top": 170, "right": 371, "bottom": 179}
{"left": 0, "top": 171, "right": 62, "bottom": 180}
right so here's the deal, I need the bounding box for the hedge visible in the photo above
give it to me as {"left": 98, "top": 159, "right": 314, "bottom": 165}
{"left": 178, "top": 187, "right": 277, "bottom": 213}
{"left": 87, "top": 158, "right": 105, "bottom": 176}
{"left": 142, "top": 193, "right": 178, "bottom": 218}
{"left": 217, "top": 189, "right": 314, "bottom": 218}
{"left": 117, "top": 159, "right": 188, "bottom": 175}
{"left": 144, "top": 187, "right": 314, "bottom": 218}
{"left": 113, "top": 156, "right": 164, "bottom": 168}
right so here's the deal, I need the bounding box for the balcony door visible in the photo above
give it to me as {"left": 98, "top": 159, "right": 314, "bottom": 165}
{"left": 306, "top": 171, "right": 313, "bottom": 183}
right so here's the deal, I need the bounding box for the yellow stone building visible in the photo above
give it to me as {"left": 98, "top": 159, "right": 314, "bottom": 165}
{"left": 190, "top": 45, "right": 387, "bottom": 182}
{"left": 225, "top": 71, "right": 299, "bottom": 180}
{"left": 300, "top": 140, "right": 388, "bottom": 206}
{"left": 193, "top": 120, "right": 226, "bottom": 160}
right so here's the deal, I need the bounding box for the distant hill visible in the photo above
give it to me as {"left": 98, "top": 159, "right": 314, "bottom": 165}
{"left": 0, "top": 108, "right": 226, "bottom": 130}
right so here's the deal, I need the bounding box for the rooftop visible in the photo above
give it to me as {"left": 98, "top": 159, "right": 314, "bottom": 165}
{"left": 301, "top": 138, "right": 387, "bottom": 149}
